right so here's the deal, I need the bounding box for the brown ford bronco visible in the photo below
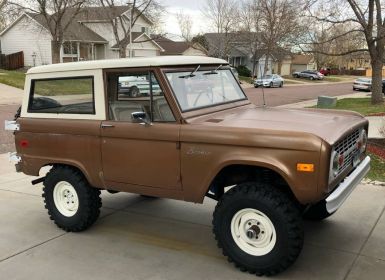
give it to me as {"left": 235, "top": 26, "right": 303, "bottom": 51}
{"left": 6, "top": 56, "right": 370, "bottom": 276}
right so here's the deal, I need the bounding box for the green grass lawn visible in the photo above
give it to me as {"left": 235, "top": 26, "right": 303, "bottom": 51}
{"left": 366, "top": 152, "right": 385, "bottom": 182}
{"left": 0, "top": 69, "right": 26, "bottom": 89}
{"left": 239, "top": 76, "right": 253, "bottom": 84}
{"left": 313, "top": 98, "right": 385, "bottom": 116}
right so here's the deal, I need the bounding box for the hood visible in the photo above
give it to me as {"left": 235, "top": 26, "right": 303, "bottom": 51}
{"left": 188, "top": 105, "right": 367, "bottom": 145}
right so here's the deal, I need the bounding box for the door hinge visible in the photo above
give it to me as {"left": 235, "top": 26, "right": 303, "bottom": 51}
{"left": 176, "top": 142, "right": 181, "bottom": 150}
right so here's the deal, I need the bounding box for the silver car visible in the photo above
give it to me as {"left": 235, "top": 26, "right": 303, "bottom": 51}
{"left": 254, "top": 74, "right": 284, "bottom": 88}
{"left": 353, "top": 78, "right": 372, "bottom": 92}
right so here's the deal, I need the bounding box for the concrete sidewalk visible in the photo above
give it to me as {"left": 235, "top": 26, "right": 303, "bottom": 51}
{"left": 0, "top": 153, "right": 385, "bottom": 280}
{"left": 0, "top": 83, "right": 23, "bottom": 105}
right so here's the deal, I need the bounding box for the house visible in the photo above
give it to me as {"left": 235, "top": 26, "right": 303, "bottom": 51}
{"left": 289, "top": 54, "right": 316, "bottom": 73}
{"left": 0, "top": 6, "right": 164, "bottom": 67}
{"left": 153, "top": 36, "right": 207, "bottom": 56}
{"left": 203, "top": 33, "right": 277, "bottom": 77}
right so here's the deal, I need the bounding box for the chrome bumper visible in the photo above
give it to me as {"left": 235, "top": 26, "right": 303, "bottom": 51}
{"left": 325, "top": 156, "right": 370, "bottom": 213}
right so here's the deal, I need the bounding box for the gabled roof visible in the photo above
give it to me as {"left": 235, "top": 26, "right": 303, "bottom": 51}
{"left": 26, "top": 12, "right": 107, "bottom": 42}
{"left": 0, "top": 5, "right": 152, "bottom": 42}
{"left": 153, "top": 37, "right": 190, "bottom": 55}
{"left": 111, "top": 33, "right": 164, "bottom": 51}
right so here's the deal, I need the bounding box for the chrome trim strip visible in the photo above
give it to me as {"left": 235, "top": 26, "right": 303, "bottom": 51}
{"left": 326, "top": 156, "right": 370, "bottom": 214}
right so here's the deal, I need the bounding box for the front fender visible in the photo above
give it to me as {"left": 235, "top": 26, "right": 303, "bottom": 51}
{"left": 181, "top": 144, "right": 321, "bottom": 204}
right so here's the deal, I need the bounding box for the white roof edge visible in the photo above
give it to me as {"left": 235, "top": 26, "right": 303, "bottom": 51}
{"left": 27, "top": 56, "right": 228, "bottom": 74}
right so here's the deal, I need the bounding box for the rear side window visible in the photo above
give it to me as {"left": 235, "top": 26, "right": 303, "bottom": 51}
{"left": 28, "top": 76, "right": 95, "bottom": 114}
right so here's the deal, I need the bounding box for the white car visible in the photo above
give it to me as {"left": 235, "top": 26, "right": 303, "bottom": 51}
{"left": 119, "top": 75, "right": 161, "bottom": 97}
{"left": 254, "top": 74, "right": 284, "bottom": 88}
{"left": 353, "top": 78, "right": 372, "bottom": 92}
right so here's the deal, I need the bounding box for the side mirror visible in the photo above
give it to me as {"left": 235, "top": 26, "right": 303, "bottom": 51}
{"left": 131, "top": 112, "right": 152, "bottom": 126}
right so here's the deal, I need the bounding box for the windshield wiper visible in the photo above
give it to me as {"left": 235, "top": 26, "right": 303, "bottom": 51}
{"left": 179, "top": 65, "right": 201, "bottom": 78}
{"left": 203, "top": 64, "right": 223, "bottom": 75}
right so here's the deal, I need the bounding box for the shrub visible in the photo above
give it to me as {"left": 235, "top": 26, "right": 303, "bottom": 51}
{"left": 236, "top": 65, "right": 251, "bottom": 77}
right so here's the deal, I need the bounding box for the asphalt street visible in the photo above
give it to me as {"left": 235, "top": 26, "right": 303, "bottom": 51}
{"left": 244, "top": 82, "right": 356, "bottom": 107}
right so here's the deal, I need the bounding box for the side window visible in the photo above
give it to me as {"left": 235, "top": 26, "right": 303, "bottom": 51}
{"left": 28, "top": 77, "right": 94, "bottom": 114}
{"left": 108, "top": 71, "right": 175, "bottom": 122}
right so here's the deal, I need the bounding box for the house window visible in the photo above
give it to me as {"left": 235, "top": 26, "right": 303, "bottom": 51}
{"left": 63, "top": 42, "right": 78, "bottom": 55}
{"left": 141, "top": 27, "right": 147, "bottom": 33}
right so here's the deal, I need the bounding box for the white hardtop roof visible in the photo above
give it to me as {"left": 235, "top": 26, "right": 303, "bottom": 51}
{"left": 27, "top": 56, "right": 228, "bottom": 74}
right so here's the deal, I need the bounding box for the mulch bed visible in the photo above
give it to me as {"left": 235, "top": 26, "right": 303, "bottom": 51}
{"left": 368, "top": 139, "right": 385, "bottom": 159}
{"left": 367, "top": 113, "right": 385, "bottom": 117}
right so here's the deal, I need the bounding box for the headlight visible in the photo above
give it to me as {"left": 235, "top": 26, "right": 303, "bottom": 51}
{"left": 331, "top": 151, "right": 341, "bottom": 177}
{"left": 357, "top": 129, "right": 367, "bottom": 153}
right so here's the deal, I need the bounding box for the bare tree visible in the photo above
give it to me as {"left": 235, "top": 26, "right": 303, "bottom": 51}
{"left": 307, "top": 0, "right": 384, "bottom": 104}
{"left": 176, "top": 10, "right": 193, "bottom": 42}
{"left": 258, "top": 0, "right": 306, "bottom": 75}
{"left": 9, "top": 0, "right": 88, "bottom": 63}
{"left": 239, "top": 0, "right": 263, "bottom": 77}
{"left": 202, "top": 0, "right": 239, "bottom": 59}
{"left": 99, "top": 0, "right": 164, "bottom": 58}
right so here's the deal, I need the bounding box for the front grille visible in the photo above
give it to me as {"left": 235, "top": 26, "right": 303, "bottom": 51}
{"left": 334, "top": 129, "right": 360, "bottom": 173}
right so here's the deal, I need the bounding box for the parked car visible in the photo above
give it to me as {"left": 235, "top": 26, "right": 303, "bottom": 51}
{"left": 5, "top": 56, "right": 370, "bottom": 277}
{"left": 118, "top": 75, "right": 161, "bottom": 97}
{"left": 319, "top": 68, "right": 330, "bottom": 76}
{"left": 292, "top": 70, "right": 324, "bottom": 80}
{"left": 353, "top": 78, "right": 372, "bottom": 92}
{"left": 254, "top": 74, "right": 284, "bottom": 88}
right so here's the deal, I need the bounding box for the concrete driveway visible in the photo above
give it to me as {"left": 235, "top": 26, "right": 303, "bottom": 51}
{"left": 0, "top": 154, "right": 384, "bottom": 280}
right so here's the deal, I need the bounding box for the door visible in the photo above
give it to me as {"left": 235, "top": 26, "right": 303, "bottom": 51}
{"left": 101, "top": 70, "right": 181, "bottom": 189}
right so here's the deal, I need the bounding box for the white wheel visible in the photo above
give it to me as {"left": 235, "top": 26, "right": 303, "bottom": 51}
{"left": 231, "top": 208, "right": 276, "bottom": 256}
{"left": 53, "top": 181, "right": 79, "bottom": 217}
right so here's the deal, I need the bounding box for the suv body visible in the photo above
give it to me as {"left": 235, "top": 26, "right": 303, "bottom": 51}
{"left": 293, "top": 70, "right": 324, "bottom": 80}
{"left": 7, "top": 56, "right": 370, "bottom": 276}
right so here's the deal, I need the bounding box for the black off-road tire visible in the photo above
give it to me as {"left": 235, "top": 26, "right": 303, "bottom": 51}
{"left": 303, "top": 200, "right": 334, "bottom": 221}
{"left": 213, "top": 182, "right": 304, "bottom": 276}
{"left": 42, "top": 165, "right": 102, "bottom": 232}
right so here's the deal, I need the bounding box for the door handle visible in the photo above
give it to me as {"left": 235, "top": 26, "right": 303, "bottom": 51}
{"left": 101, "top": 124, "right": 115, "bottom": 128}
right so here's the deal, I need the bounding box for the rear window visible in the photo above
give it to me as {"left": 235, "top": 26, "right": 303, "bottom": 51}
{"left": 28, "top": 76, "right": 95, "bottom": 114}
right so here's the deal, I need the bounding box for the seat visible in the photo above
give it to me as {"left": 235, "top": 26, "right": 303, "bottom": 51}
{"left": 153, "top": 97, "right": 175, "bottom": 122}
{"left": 109, "top": 101, "right": 145, "bottom": 121}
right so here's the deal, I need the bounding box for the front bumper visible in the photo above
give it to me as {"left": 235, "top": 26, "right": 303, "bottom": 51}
{"left": 325, "top": 156, "right": 370, "bottom": 213}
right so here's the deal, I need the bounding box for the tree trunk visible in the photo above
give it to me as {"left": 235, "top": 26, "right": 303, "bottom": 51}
{"left": 263, "top": 54, "right": 270, "bottom": 76}
{"left": 51, "top": 41, "right": 61, "bottom": 64}
{"left": 371, "top": 60, "right": 384, "bottom": 105}
{"left": 119, "top": 46, "right": 127, "bottom": 58}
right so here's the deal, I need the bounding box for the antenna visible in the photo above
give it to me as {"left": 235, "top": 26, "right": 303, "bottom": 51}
{"left": 258, "top": 63, "right": 267, "bottom": 107}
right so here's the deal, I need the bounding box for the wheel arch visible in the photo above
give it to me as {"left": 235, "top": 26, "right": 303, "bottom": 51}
{"left": 200, "top": 160, "right": 299, "bottom": 203}
{"left": 22, "top": 157, "right": 103, "bottom": 188}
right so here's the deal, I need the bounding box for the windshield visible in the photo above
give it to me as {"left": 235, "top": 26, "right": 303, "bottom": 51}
{"left": 262, "top": 75, "right": 272, "bottom": 79}
{"left": 165, "top": 68, "right": 246, "bottom": 112}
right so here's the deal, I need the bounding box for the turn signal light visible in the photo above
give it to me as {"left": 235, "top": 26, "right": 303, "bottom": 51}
{"left": 297, "top": 163, "right": 314, "bottom": 172}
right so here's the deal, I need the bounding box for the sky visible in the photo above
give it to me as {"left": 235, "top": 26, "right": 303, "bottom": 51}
{"left": 159, "top": 0, "right": 210, "bottom": 39}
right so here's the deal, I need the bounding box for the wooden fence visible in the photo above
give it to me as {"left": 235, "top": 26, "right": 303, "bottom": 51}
{"left": 0, "top": 51, "right": 24, "bottom": 70}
